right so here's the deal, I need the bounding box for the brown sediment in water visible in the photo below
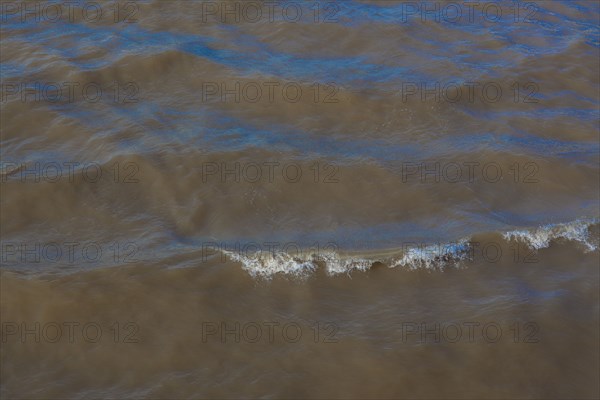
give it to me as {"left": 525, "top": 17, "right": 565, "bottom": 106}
{"left": 1, "top": 0, "right": 599, "bottom": 398}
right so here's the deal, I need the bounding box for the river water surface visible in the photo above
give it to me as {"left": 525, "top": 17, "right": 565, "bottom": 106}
{"left": 1, "top": 1, "right": 599, "bottom": 398}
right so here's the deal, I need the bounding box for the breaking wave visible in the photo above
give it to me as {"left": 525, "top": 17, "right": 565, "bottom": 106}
{"left": 502, "top": 218, "right": 599, "bottom": 252}
{"left": 222, "top": 218, "right": 599, "bottom": 279}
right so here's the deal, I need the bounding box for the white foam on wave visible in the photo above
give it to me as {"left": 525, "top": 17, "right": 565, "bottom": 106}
{"left": 319, "top": 252, "right": 374, "bottom": 276}
{"left": 389, "top": 240, "right": 472, "bottom": 270}
{"left": 223, "top": 250, "right": 317, "bottom": 279}
{"left": 221, "top": 240, "right": 473, "bottom": 278}
{"left": 222, "top": 250, "right": 373, "bottom": 279}
{"left": 502, "top": 218, "right": 599, "bottom": 252}
{"left": 221, "top": 218, "right": 599, "bottom": 278}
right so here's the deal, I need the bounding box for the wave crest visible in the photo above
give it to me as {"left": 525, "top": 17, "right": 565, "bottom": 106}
{"left": 221, "top": 218, "right": 599, "bottom": 279}
{"left": 502, "top": 218, "right": 599, "bottom": 252}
